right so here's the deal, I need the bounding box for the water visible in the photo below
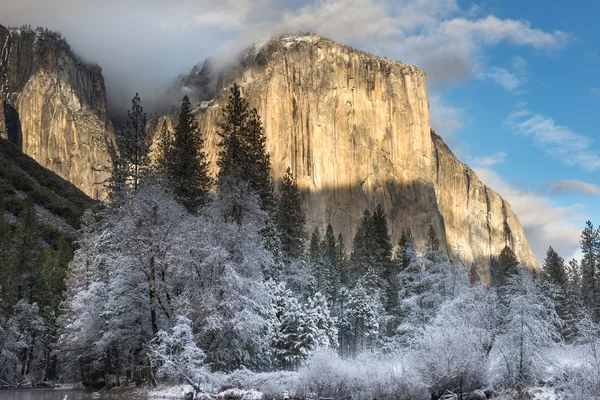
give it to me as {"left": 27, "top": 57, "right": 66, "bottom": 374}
{"left": 0, "top": 390, "right": 116, "bottom": 400}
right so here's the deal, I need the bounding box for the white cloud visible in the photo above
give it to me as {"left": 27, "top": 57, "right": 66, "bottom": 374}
{"left": 506, "top": 106, "right": 600, "bottom": 171}
{"left": 471, "top": 151, "right": 506, "bottom": 167}
{"left": 549, "top": 180, "right": 600, "bottom": 195}
{"left": 512, "top": 55, "right": 527, "bottom": 72}
{"left": 479, "top": 67, "right": 523, "bottom": 92}
{"left": 474, "top": 167, "right": 584, "bottom": 264}
{"left": 429, "top": 94, "right": 464, "bottom": 144}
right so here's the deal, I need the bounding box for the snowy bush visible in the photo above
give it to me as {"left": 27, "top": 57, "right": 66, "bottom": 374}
{"left": 147, "top": 316, "right": 209, "bottom": 392}
{"left": 296, "top": 350, "right": 428, "bottom": 400}
{"left": 409, "top": 284, "right": 495, "bottom": 397}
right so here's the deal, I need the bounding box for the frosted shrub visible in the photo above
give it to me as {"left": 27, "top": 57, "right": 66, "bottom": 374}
{"left": 147, "top": 316, "right": 210, "bottom": 392}
{"left": 296, "top": 350, "right": 428, "bottom": 400}
{"left": 557, "top": 364, "right": 600, "bottom": 399}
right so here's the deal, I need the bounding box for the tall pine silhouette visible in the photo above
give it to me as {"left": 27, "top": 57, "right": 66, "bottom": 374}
{"left": 217, "top": 83, "right": 274, "bottom": 212}
{"left": 168, "top": 95, "right": 212, "bottom": 212}
{"left": 275, "top": 167, "right": 306, "bottom": 263}
{"left": 110, "top": 93, "right": 150, "bottom": 199}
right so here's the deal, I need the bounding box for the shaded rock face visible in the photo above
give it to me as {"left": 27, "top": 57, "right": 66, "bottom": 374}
{"left": 0, "top": 25, "right": 115, "bottom": 199}
{"left": 152, "top": 34, "right": 538, "bottom": 278}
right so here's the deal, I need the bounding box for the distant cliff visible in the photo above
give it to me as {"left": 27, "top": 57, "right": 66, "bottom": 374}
{"left": 151, "top": 34, "right": 538, "bottom": 279}
{"left": 0, "top": 25, "right": 115, "bottom": 199}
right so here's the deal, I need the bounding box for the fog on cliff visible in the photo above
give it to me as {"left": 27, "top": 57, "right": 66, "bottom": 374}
{"left": 0, "top": 0, "right": 567, "bottom": 117}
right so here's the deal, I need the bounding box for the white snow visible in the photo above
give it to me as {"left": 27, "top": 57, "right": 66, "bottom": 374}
{"left": 217, "top": 388, "right": 264, "bottom": 400}
{"left": 526, "top": 386, "right": 561, "bottom": 400}
{"left": 34, "top": 204, "right": 78, "bottom": 235}
{"left": 280, "top": 34, "right": 319, "bottom": 49}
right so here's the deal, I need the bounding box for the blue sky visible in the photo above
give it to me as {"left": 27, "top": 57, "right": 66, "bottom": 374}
{"left": 1, "top": 0, "right": 597, "bottom": 262}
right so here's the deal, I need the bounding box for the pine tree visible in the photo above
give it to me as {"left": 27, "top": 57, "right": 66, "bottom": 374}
{"left": 274, "top": 168, "right": 306, "bottom": 263}
{"left": 309, "top": 228, "right": 326, "bottom": 293}
{"left": 543, "top": 246, "right": 568, "bottom": 287}
{"left": 336, "top": 233, "right": 349, "bottom": 286}
{"left": 343, "top": 283, "right": 380, "bottom": 358}
{"left": 543, "top": 246, "right": 571, "bottom": 339}
{"left": 168, "top": 95, "right": 212, "bottom": 212}
{"left": 321, "top": 224, "right": 340, "bottom": 303}
{"left": 395, "top": 228, "right": 414, "bottom": 272}
{"left": 351, "top": 209, "right": 373, "bottom": 280}
{"left": 217, "top": 83, "right": 274, "bottom": 212}
{"left": 426, "top": 225, "right": 440, "bottom": 252}
{"left": 112, "top": 93, "right": 150, "bottom": 197}
{"left": 581, "top": 221, "right": 599, "bottom": 321}
{"left": 492, "top": 246, "right": 519, "bottom": 289}
{"left": 153, "top": 119, "right": 172, "bottom": 180}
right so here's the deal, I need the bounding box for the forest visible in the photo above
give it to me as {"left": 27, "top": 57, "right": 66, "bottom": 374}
{"left": 0, "top": 84, "right": 599, "bottom": 400}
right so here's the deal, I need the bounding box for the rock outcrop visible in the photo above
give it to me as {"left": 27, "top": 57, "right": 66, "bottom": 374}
{"left": 151, "top": 34, "right": 539, "bottom": 279}
{"left": 0, "top": 25, "right": 115, "bottom": 199}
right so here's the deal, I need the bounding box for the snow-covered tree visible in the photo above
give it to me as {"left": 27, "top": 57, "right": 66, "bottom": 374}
{"left": 397, "top": 249, "right": 468, "bottom": 341}
{"left": 188, "top": 175, "right": 273, "bottom": 372}
{"left": 410, "top": 284, "right": 497, "bottom": 397}
{"left": 147, "top": 316, "right": 209, "bottom": 392}
{"left": 342, "top": 283, "right": 380, "bottom": 358}
{"left": 490, "top": 269, "right": 562, "bottom": 389}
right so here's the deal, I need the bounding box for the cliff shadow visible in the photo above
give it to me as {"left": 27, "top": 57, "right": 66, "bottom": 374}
{"left": 3, "top": 102, "right": 22, "bottom": 151}
{"left": 297, "top": 178, "right": 450, "bottom": 258}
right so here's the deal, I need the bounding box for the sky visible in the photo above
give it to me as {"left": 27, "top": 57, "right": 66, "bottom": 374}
{"left": 1, "top": 0, "right": 598, "bottom": 264}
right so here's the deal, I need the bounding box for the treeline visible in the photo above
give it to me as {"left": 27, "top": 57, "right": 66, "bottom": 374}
{"left": 1, "top": 85, "right": 599, "bottom": 399}
{"left": 0, "top": 196, "right": 75, "bottom": 385}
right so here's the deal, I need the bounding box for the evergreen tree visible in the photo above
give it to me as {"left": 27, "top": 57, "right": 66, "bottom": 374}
{"left": 492, "top": 246, "right": 519, "bottom": 289}
{"left": 395, "top": 228, "right": 415, "bottom": 272}
{"left": 274, "top": 168, "right": 306, "bottom": 263}
{"left": 581, "top": 221, "right": 599, "bottom": 321}
{"left": 168, "top": 95, "right": 212, "bottom": 212}
{"left": 336, "top": 233, "right": 349, "bottom": 286}
{"left": 9, "top": 197, "right": 45, "bottom": 307}
{"left": 351, "top": 209, "right": 373, "bottom": 280}
{"left": 543, "top": 246, "right": 568, "bottom": 287}
{"left": 112, "top": 93, "right": 150, "bottom": 196}
{"left": 217, "top": 83, "right": 274, "bottom": 212}
{"left": 543, "top": 247, "right": 571, "bottom": 339}
{"left": 153, "top": 119, "right": 172, "bottom": 180}
{"left": 321, "top": 224, "right": 339, "bottom": 303}
{"left": 343, "top": 283, "right": 380, "bottom": 358}
{"left": 426, "top": 225, "right": 440, "bottom": 252}
{"left": 351, "top": 205, "right": 392, "bottom": 284}
{"left": 309, "top": 228, "right": 327, "bottom": 293}
{"left": 372, "top": 205, "right": 393, "bottom": 265}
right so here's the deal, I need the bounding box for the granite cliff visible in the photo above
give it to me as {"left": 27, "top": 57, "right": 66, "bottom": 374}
{"left": 0, "top": 25, "right": 115, "bottom": 200}
{"left": 151, "top": 34, "right": 538, "bottom": 278}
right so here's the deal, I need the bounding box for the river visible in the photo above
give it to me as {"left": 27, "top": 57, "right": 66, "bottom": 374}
{"left": 0, "top": 390, "right": 118, "bottom": 400}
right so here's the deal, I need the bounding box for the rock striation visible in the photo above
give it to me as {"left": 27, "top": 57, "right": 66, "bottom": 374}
{"left": 0, "top": 25, "right": 115, "bottom": 199}
{"left": 151, "top": 34, "right": 539, "bottom": 279}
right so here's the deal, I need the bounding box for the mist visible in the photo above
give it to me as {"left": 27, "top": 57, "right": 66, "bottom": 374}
{"left": 0, "top": 0, "right": 286, "bottom": 118}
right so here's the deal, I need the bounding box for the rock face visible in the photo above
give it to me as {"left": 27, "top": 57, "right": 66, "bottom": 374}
{"left": 153, "top": 34, "right": 539, "bottom": 278}
{"left": 0, "top": 25, "right": 115, "bottom": 199}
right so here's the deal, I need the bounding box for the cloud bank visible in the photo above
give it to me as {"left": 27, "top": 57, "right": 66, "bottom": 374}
{"left": 549, "top": 180, "right": 600, "bottom": 195}
{"left": 0, "top": 0, "right": 569, "bottom": 116}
